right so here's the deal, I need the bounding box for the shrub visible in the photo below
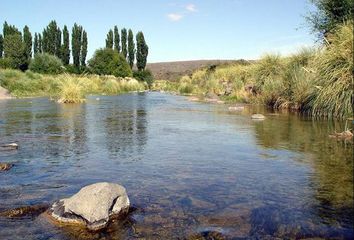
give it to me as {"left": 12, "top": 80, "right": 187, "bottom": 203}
{"left": 88, "top": 48, "right": 132, "bottom": 77}
{"left": 29, "top": 53, "right": 64, "bottom": 74}
{"left": 57, "top": 75, "right": 85, "bottom": 103}
{"left": 0, "top": 58, "right": 13, "bottom": 69}
{"left": 133, "top": 69, "right": 154, "bottom": 87}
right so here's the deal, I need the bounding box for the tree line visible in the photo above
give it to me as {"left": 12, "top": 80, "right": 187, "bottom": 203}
{"left": 104, "top": 26, "right": 148, "bottom": 71}
{"left": 0, "top": 20, "right": 149, "bottom": 73}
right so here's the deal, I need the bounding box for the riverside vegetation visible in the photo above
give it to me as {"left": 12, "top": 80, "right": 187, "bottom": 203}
{"left": 152, "top": 21, "right": 353, "bottom": 119}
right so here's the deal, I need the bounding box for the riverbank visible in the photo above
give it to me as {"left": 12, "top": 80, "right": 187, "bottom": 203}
{"left": 152, "top": 21, "right": 353, "bottom": 119}
{"left": 0, "top": 69, "right": 147, "bottom": 102}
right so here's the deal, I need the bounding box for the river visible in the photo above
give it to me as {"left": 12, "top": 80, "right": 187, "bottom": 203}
{"left": 0, "top": 92, "right": 352, "bottom": 239}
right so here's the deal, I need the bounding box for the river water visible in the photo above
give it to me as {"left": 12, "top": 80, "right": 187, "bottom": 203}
{"left": 0, "top": 92, "right": 353, "bottom": 239}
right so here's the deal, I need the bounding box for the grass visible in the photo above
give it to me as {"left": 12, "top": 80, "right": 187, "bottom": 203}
{"left": 0, "top": 70, "right": 147, "bottom": 103}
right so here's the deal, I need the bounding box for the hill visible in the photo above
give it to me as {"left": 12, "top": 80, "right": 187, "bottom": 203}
{"left": 147, "top": 59, "right": 249, "bottom": 81}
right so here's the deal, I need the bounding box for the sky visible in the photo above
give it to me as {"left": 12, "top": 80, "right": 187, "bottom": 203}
{"left": 0, "top": 0, "right": 316, "bottom": 63}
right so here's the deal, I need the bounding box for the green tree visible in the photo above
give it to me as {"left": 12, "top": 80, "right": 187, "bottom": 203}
{"left": 3, "top": 34, "right": 27, "bottom": 70}
{"left": 42, "top": 20, "right": 61, "bottom": 56}
{"left": 38, "top": 33, "right": 42, "bottom": 53}
{"left": 136, "top": 31, "right": 149, "bottom": 71}
{"left": 114, "top": 26, "right": 120, "bottom": 52}
{"left": 33, "top": 33, "right": 38, "bottom": 56}
{"left": 72, "top": 23, "right": 83, "bottom": 68}
{"left": 127, "top": 29, "right": 135, "bottom": 69}
{"left": 23, "top": 25, "right": 32, "bottom": 60}
{"left": 121, "top": 28, "right": 127, "bottom": 58}
{"left": 0, "top": 34, "right": 3, "bottom": 58}
{"left": 307, "top": 0, "right": 353, "bottom": 37}
{"left": 3, "top": 21, "right": 21, "bottom": 37}
{"left": 106, "top": 29, "right": 114, "bottom": 49}
{"left": 61, "top": 25, "right": 70, "bottom": 65}
{"left": 29, "top": 53, "right": 64, "bottom": 74}
{"left": 88, "top": 48, "right": 132, "bottom": 77}
{"left": 81, "top": 30, "right": 88, "bottom": 66}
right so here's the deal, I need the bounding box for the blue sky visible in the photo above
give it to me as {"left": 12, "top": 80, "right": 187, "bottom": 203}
{"left": 1, "top": 0, "right": 316, "bottom": 63}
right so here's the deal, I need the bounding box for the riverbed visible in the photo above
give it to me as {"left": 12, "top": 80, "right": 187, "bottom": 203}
{"left": 0, "top": 92, "right": 352, "bottom": 239}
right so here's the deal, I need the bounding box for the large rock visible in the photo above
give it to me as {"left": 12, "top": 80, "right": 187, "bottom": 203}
{"left": 50, "top": 182, "right": 130, "bottom": 230}
{"left": 0, "top": 163, "right": 13, "bottom": 171}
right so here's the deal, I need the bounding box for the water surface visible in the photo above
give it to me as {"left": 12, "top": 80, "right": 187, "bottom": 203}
{"left": 0, "top": 93, "right": 353, "bottom": 239}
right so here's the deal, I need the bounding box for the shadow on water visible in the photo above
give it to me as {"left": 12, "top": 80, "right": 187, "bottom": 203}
{"left": 0, "top": 93, "right": 353, "bottom": 239}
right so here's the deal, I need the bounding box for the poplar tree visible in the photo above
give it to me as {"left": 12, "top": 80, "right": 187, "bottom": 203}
{"left": 61, "top": 25, "right": 70, "bottom": 65}
{"left": 33, "top": 33, "right": 38, "bottom": 56}
{"left": 42, "top": 20, "right": 61, "bottom": 57}
{"left": 136, "top": 31, "right": 148, "bottom": 71}
{"left": 105, "top": 29, "right": 113, "bottom": 49}
{"left": 72, "top": 23, "right": 83, "bottom": 68}
{"left": 80, "top": 30, "right": 88, "bottom": 66}
{"left": 0, "top": 34, "right": 3, "bottom": 58}
{"left": 23, "top": 25, "right": 32, "bottom": 60}
{"left": 114, "top": 26, "right": 120, "bottom": 53}
{"left": 38, "top": 33, "right": 42, "bottom": 53}
{"left": 127, "top": 29, "right": 135, "bottom": 69}
{"left": 56, "top": 27, "right": 61, "bottom": 57}
{"left": 121, "top": 28, "right": 127, "bottom": 58}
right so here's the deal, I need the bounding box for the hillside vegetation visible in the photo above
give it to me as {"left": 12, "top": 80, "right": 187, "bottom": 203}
{"left": 153, "top": 22, "right": 353, "bottom": 119}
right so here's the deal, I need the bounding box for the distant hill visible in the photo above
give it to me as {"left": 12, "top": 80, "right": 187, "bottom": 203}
{"left": 147, "top": 59, "right": 249, "bottom": 81}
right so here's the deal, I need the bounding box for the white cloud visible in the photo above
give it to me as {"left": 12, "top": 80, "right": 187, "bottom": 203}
{"left": 167, "top": 13, "right": 183, "bottom": 21}
{"left": 186, "top": 4, "right": 197, "bottom": 12}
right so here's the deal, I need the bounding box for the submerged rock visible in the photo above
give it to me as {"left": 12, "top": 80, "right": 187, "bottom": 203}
{"left": 0, "top": 204, "right": 49, "bottom": 218}
{"left": 251, "top": 114, "right": 265, "bottom": 120}
{"left": 228, "top": 106, "right": 245, "bottom": 111}
{"left": 329, "top": 130, "right": 353, "bottom": 140}
{"left": 0, "top": 163, "right": 13, "bottom": 171}
{"left": 0, "top": 143, "right": 19, "bottom": 150}
{"left": 50, "top": 182, "right": 130, "bottom": 231}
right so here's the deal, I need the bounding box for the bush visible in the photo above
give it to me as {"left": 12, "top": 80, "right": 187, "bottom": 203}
{"left": 29, "top": 53, "right": 64, "bottom": 74}
{"left": 88, "top": 48, "right": 132, "bottom": 77}
{"left": 0, "top": 58, "right": 13, "bottom": 69}
{"left": 133, "top": 69, "right": 154, "bottom": 87}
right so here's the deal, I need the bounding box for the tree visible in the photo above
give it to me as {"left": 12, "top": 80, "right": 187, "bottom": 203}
{"left": 42, "top": 20, "right": 61, "bottom": 56}
{"left": 121, "top": 28, "right": 127, "bottom": 58}
{"left": 127, "top": 29, "right": 135, "bottom": 69}
{"left": 307, "top": 0, "right": 353, "bottom": 38}
{"left": 114, "top": 26, "right": 120, "bottom": 53}
{"left": 29, "top": 53, "right": 64, "bottom": 74}
{"left": 33, "top": 33, "right": 38, "bottom": 56}
{"left": 3, "top": 34, "right": 27, "bottom": 70}
{"left": 106, "top": 29, "right": 113, "bottom": 49}
{"left": 88, "top": 48, "right": 132, "bottom": 77}
{"left": 3, "top": 21, "right": 21, "bottom": 37}
{"left": 81, "top": 30, "right": 88, "bottom": 66}
{"left": 38, "top": 33, "right": 42, "bottom": 53}
{"left": 23, "top": 25, "right": 32, "bottom": 60}
{"left": 61, "top": 25, "right": 70, "bottom": 65}
{"left": 72, "top": 23, "right": 83, "bottom": 68}
{"left": 0, "top": 34, "right": 3, "bottom": 58}
{"left": 136, "top": 31, "right": 149, "bottom": 71}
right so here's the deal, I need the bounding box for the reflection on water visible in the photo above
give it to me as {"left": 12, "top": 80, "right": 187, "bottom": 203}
{"left": 0, "top": 93, "right": 352, "bottom": 239}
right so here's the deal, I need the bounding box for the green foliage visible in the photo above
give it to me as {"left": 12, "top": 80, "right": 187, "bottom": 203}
{"left": 133, "top": 69, "right": 153, "bottom": 86}
{"left": 0, "top": 34, "right": 3, "bottom": 58}
{"left": 114, "top": 26, "right": 120, "bottom": 52}
{"left": 3, "top": 34, "right": 27, "bottom": 70}
{"left": 23, "top": 25, "right": 32, "bottom": 60}
{"left": 29, "top": 53, "right": 64, "bottom": 74}
{"left": 38, "top": 33, "right": 42, "bottom": 54}
{"left": 136, "top": 31, "right": 148, "bottom": 71}
{"left": 307, "top": 0, "right": 353, "bottom": 37}
{"left": 106, "top": 29, "right": 113, "bottom": 49}
{"left": 121, "top": 28, "right": 127, "bottom": 58}
{"left": 88, "top": 48, "right": 132, "bottom": 77}
{"left": 81, "top": 30, "right": 88, "bottom": 66}
{"left": 0, "top": 58, "right": 12, "bottom": 69}
{"left": 311, "top": 21, "right": 353, "bottom": 118}
{"left": 61, "top": 25, "right": 70, "bottom": 65}
{"left": 127, "top": 29, "right": 135, "bottom": 69}
{"left": 42, "top": 20, "right": 61, "bottom": 57}
{"left": 72, "top": 23, "right": 83, "bottom": 68}
{"left": 3, "top": 21, "right": 21, "bottom": 37}
{"left": 33, "top": 33, "right": 39, "bottom": 56}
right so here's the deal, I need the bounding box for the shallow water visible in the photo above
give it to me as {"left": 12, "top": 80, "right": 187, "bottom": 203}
{"left": 0, "top": 92, "right": 353, "bottom": 239}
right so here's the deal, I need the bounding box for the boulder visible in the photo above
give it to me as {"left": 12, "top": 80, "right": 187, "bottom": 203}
{"left": 0, "top": 163, "right": 13, "bottom": 171}
{"left": 251, "top": 114, "right": 265, "bottom": 120}
{"left": 50, "top": 182, "right": 130, "bottom": 231}
{"left": 0, "top": 143, "right": 19, "bottom": 150}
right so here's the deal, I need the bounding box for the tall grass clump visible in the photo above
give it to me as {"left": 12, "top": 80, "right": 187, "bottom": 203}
{"left": 310, "top": 21, "right": 353, "bottom": 118}
{"left": 57, "top": 75, "right": 85, "bottom": 103}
